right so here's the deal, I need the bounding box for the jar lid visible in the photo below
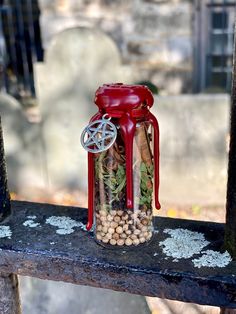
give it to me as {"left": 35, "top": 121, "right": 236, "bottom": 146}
{"left": 94, "top": 83, "right": 154, "bottom": 113}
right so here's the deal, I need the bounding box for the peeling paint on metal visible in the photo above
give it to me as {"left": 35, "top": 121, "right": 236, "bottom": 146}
{"left": 159, "top": 228, "right": 210, "bottom": 259}
{"left": 46, "top": 216, "right": 87, "bottom": 235}
{"left": 0, "top": 226, "right": 12, "bottom": 239}
{"left": 193, "top": 250, "right": 232, "bottom": 268}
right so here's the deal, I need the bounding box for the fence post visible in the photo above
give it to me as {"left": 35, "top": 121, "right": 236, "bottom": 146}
{"left": 0, "top": 273, "right": 21, "bottom": 314}
{"left": 225, "top": 22, "right": 236, "bottom": 258}
{"left": 0, "top": 118, "right": 20, "bottom": 313}
{"left": 0, "top": 117, "right": 10, "bottom": 220}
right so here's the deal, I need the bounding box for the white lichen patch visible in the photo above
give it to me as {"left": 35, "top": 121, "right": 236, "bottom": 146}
{"left": 159, "top": 228, "right": 210, "bottom": 259}
{"left": 46, "top": 216, "right": 86, "bottom": 235}
{"left": 27, "top": 215, "right": 37, "bottom": 219}
{"left": 0, "top": 226, "right": 12, "bottom": 239}
{"left": 23, "top": 220, "right": 40, "bottom": 228}
{"left": 193, "top": 250, "right": 232, "bottom": 268}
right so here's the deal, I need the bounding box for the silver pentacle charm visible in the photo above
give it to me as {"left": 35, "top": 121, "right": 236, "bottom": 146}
{"left": 81, "top": 114, "right": 117, "bottom": 153}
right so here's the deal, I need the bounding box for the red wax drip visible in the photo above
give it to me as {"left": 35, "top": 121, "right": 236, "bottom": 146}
{"left": 148, "top": 112, "right": 161, "bottom": 209}
{"left": 119, "top": 113, "right": 136, "bottom": 209}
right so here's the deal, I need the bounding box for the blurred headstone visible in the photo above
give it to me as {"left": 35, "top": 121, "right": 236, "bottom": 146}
{"left": 36, "top": 27, "right": 134, "bottom": 193}
{"left": 20, "top": 276, "right": 150, "bottom": 314}
{"left": 0, "top": 93, "right": 46, "bottom": 196}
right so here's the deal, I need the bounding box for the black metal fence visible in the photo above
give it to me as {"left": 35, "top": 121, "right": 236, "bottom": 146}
{"left": 0, "top": 0, "right": 43, "bottom": 103}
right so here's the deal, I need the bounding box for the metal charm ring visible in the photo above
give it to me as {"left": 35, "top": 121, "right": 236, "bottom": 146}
{"left": 81, "top": 116, "right": 117, "bottom": 153}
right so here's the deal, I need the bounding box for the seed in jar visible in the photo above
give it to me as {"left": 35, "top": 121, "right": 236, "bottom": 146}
{"left": 141, "top": 218, "right": 149, "bottom": 226}
{"left": 100, "top": 216, "right": 106, "bottom": 222}
{"left": 113, "top": 233, "right": 120, "bottom": 240}
{"left": 129, "top": 225, "right": 136, "bottom": 231}
{"left": 108, "top": 227, "right": 115, "bottom": 234}
{"left": 139, "top": 237, "right": 146, "bottom": 243}
{"left": 137, "top": 223, "right": 143, "bottom": 229}
{"left": 125, "top": 229, "right": 131, "bottom": 235}
{"left": 107, "top": 215, "right": 113, "bottom": 222}
{"left": 131, "top": 213, "right": 137, "bottom": 219}
{"left": 117, "top": 239, "right": 125, "bottom": 246}
{"left": 119, "top": 221, "right": 125, "bottom": 226}
{"left": 99, "top": 210, "right": 107, "bottom": 216}
{"left": 123, "top": 224, "right": 128, "bottom": 231}
{"left": 96, "top": 233, "right": 102, "bottom": 240}
{"left": 97, "top": 225, "right": 102, "bottom": 231}
{"left": 147, "top": 232, "right": 152, "bottom": 240}
{"left": 114, "top": 215, "right": 121, "bottom": 223}
{"left": 110, "top": 221, "right": 118, "bottom": 228}
{"left": 130, "top": 234, "right": 137, "bottom": 240}
{"left": 117, "top": 210, "right": 123, "bottom": 216}
{"left": 122, "top": 214, "right": 128, "bottom": 221}
{"left": 133, "top": 238, "right": 140, "bottom": 246}
{"left": 141, "top": 226, "right": 148, "bottom": 232}
{"left": 101, "top": 232, "right": 105, "bottom": 237}
{"left": 127, "top": 210, "right": 132, "bottom": 215}
{"left": 102, "top": 221, "right": 109, "bottom": 227}
{"left": 125, "top": 238, "right": 133, "bottom": 246}
{"left": 116, "top": 226, "right": 123, "bottom": 234}
{"left": 134, "top": 229, "right": 141, "bottom": 235}
{"left": 120, "top": 233, "right": 127, "bottom": 239}
{"left": 143, "top": 231, "right": 149, "bottom": 238}
{"left": 110, "top": 210, "right": 117, "bottom": 216}
{"left": 102, "top": 237, "right": 109, "bottom": 243}
{"left": 110, "top": 239, "right": 117, "bottom": 245}
{"left": 102, "top": 226, "right": 108, "bottom": 233}
{"left": 106, "top": 233, "right": 112, "bottom": 240}
{"left": 127, "top": 220, "right": 133, "bottom": 225}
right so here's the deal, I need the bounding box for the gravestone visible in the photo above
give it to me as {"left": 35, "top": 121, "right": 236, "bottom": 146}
{"left": 20, "top": 277, "right": 150, "bottom": 314}
{"left": 36, "top": 27, "right": 134, "bottom": 193}
{"left": 0, "top": 93, "right": 46, "bottom": 196}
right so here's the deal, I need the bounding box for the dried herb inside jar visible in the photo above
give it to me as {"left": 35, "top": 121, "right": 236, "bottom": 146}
{"left": 95, "top": 123, "right": 154, "bottom": 246}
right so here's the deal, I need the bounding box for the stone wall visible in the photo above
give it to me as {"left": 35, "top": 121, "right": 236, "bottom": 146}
{"left": 38, "top": 0, "right": 193, "bottom": 94}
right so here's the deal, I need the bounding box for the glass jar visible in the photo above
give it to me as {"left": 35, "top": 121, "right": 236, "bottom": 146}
{"left": 94, "top": 121, "right": 154, "bottom": 247}
{"left": 81, "top": 83, "right": 160, "bottom": 248}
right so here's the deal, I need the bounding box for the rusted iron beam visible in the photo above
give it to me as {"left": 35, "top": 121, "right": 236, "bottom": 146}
{"left": 225, "top": 21, "right": 236, "bottom": 258}
{"left": 0, "top": 201, "right": 235, "bottom": 309}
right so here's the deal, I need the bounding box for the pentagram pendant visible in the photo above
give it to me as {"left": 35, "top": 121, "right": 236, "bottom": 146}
{"left": 81, "top": 114, "right": 117, "bottom": 153}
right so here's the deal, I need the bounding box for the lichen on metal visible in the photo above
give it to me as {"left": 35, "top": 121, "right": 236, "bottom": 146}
{"left": 0, "top": 226, "right": 12, "bottom": 239}
{"left": 46, "top": 216, "right": 87, "bottom": 235}
{"left": 193, "top": 250, "right": 232, "bottom": 268}
{"left": 159, "top": 228, "right": 210, "bottom": 260}
{"left": 23, "top": 220, "right": 40, "bottom": 228}
{"left": 26, "top": 215, "right": 37, "bottom": 220}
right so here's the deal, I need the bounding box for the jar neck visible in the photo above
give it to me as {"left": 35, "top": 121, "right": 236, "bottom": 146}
{"left": 101, "top": 107, "right": 150, "bottom": 119}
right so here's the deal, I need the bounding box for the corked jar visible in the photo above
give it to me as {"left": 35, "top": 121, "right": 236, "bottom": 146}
{"left": 81, "top": 83, "right": 160, "bottom": 248}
